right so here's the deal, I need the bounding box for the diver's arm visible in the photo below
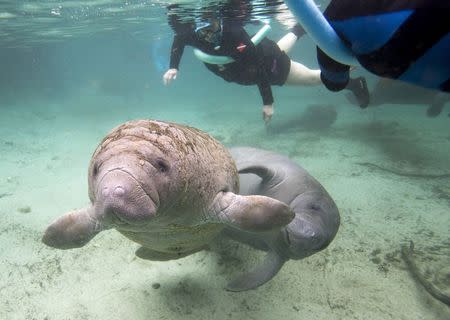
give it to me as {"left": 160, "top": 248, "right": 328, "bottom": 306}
{"left": 255, "top": 47, "right": 273, "bottom": 123}
{"left": 226, "top": 24, "right": 275, "bottom": 122}
{"left": 169, "top": 33, "right": 186, "bottom": 70}
{"left": 258, "top": 82, "right": 274, "bottom": 124}
{"left": 164, "top": 34, "right": 186, "bottom": 85}
{"left": 257, "top": 82, "right": 274, "bottom": 106}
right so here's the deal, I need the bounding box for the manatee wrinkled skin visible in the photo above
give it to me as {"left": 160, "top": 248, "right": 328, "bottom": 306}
{"left": 42, "top": 120, "right": 294, "bottom": 280}
{"left": 225, "top": 147, "right": 340, "bottom": 291}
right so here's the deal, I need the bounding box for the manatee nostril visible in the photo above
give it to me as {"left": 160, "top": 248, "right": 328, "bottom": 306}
{"left": 93, "top": 163, "right": 99, "bottom": 176}
{"left": 101, "top": 186, "right": 125, "bottom": 197}
{"left": 114, "top": 186, "right": 125, "bottom": 196}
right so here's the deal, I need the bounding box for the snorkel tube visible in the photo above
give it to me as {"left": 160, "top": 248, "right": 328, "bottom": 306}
{"left": 284, "top": 0, "right": 358, "bottom": 66}
{"left": 193, "top": 24, "right": 271, "bottom": 65}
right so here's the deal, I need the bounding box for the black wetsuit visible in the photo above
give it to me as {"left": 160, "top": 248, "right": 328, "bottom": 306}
{"left": 168, "top": 21, "right": 291, "bottom": 106}
{"left": 318, "top": 0, "right": 450, "bottom": 93}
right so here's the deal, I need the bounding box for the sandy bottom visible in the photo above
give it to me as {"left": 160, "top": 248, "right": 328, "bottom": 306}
{"left": 1, "top": 89, "right": 449, "bottom": 320}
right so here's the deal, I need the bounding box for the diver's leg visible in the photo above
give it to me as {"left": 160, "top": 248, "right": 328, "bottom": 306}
{"left": 277, "top": 33, "right": 298, "bottom": 53}
{"left": 345, "top": 77, "right": 370, "bottom": 108}
{"left": 285, "top": 62, "right": 370, "bottom": 107}
{"left": 285, "top": 61, "right": 322, "bottom": 86}
{"left": 277, "top": 24, "right": 306, "bottom": 53}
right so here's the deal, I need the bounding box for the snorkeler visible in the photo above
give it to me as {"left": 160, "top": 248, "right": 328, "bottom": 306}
{"left": 285, "top": 0, "right": 450, "bottom": 95}
{"left": 163, "top": 5, "right": 370, "bottom": 124}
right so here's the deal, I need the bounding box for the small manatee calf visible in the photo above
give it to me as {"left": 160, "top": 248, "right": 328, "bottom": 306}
{"left": 225, "top": 147, "right": 340, "bottom": 291}
{"left": 42, "top": 120, "right": 294, "bottom": 288}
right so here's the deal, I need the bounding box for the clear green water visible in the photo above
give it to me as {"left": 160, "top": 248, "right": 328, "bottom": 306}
{"left": 1, "top": 1, "right": 449, "bottom": 319}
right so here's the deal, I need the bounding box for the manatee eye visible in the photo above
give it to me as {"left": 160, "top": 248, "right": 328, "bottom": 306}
{"left": 155, "top": 158, "right": 170, "bottom": 173}
{"left": 92, "top": 163, "right": 99, "bottom": 176}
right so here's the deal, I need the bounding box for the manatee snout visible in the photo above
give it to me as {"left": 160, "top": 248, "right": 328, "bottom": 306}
{"left": 283, "top": 195, "right": 340, "bottom": 259}
{"left": 282, "top": 219, "right": 327, "bottom": 259}
{"left": 96, "top": 169, "right": 157, "bottom": 225}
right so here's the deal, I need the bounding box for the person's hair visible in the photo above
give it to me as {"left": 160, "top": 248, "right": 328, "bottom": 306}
{"left": 167, "top": 4, "right": 195, "bottom": 33}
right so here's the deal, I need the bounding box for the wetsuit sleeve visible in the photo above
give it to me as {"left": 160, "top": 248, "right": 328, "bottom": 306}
{"left": 226, "top": 26, "right": 274, "bottom": 105}
{"left": 169, "top": 34, "right": 186, "bottom": 70}
{"left": 257, "top": 47, "right": 274, "bottom": 105}
{"left": 317, "top": 47, "right": 350, "bottom": 92}
{"left": 257, "top": 82, "right": 274, "bottom": 105}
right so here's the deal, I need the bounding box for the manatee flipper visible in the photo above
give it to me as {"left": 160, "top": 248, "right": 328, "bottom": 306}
{"left": 238, "top": 164, "right": 275, "bottom": 181}
{"left": 210, "top": 191, "right": 294, "bottom": 232}
{"left": 42, "top": 206, "right": 102, "bottom": 249}
{"left": 135, "top": 246, "right": 203, "bottom": 261}
{"left": 226, "top": 249, "right": 287, "bottom": 292}
{"left": 238, "top": 164, "right": 285, "bottom": 193}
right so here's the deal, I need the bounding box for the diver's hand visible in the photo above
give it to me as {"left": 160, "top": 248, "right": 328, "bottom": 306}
{"left": 262, "top": 104, "right": 274, "bottom": 124}
{"left": 163, "top": 69, "right": 178, "bottom": 86}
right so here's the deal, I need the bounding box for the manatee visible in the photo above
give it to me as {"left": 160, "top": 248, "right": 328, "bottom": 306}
{"left": 224, "top": 147, "right": 340, "bottom": 291}
{"left": 42, "top": 120, "right": 294, "bottom": 283}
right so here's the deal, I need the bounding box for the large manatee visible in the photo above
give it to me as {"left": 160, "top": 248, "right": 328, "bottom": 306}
{"left": 43, "top": 120, "right": 294, "bottom": 283}
{"left": 225, "top": 147, "right": 340, "bottom": 291}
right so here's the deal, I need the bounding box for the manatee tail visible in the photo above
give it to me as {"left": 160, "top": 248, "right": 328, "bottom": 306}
{"left": 226, "top": 250, "right": 286, "bottom": 292}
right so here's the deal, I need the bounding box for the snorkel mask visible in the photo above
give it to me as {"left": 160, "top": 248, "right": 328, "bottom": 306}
{"left": 195, "top": 19, "right": 222, "bottom": 49}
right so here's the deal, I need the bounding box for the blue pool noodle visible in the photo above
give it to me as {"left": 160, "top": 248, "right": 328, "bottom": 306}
{"left": 284, "top": 0, "right": 359, "bottom": 66}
